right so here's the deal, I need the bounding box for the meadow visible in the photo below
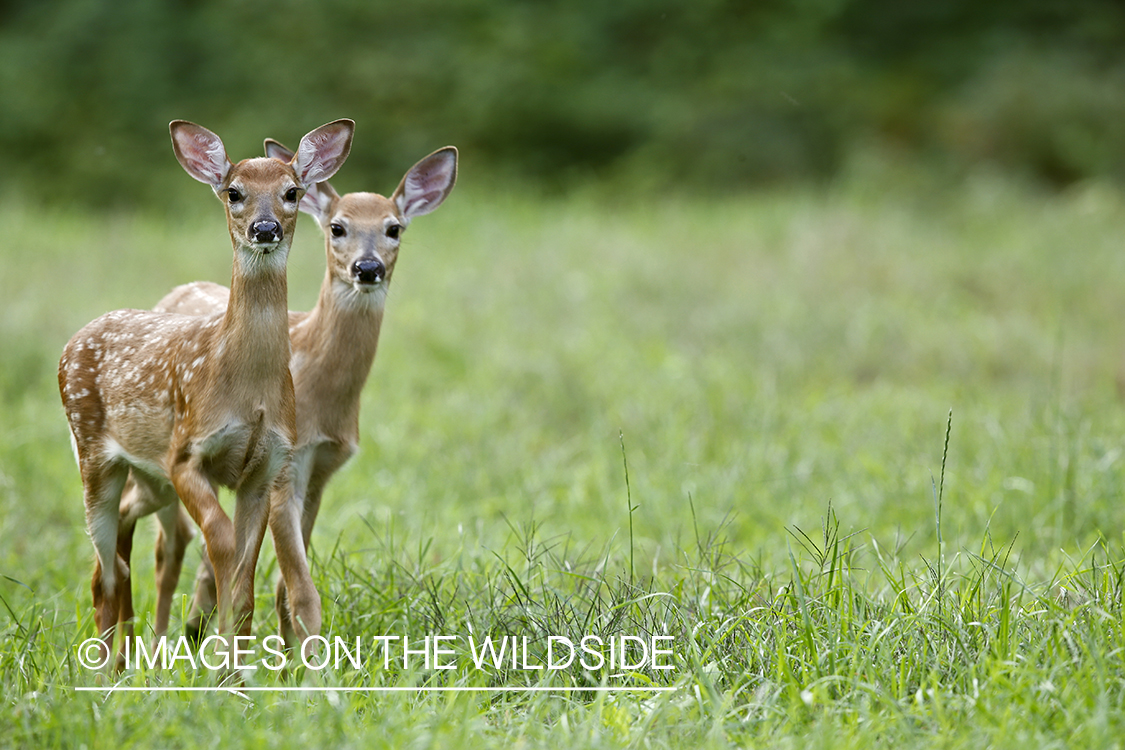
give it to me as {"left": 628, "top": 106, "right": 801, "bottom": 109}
{"left": 3, "top": 156, "right": 1125, "bottom": 747}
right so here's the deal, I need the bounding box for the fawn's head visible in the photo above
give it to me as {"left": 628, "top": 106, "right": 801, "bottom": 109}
{"left": 265, "top": 141, "right": 457, "bottom": 302}
{"left": 171, "top": 120, "right": 355, "bottom": 261}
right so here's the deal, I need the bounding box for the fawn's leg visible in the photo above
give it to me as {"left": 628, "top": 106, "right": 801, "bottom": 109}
{"left": 170, "top": 460, "right": 237, "bottom": 636}
{"left": 228, "top": 480, "right": 272, "bottom": 638}
{"left": 185, "top": 548, "right": 218, "bottom": 643}
{"left": 153, "top": 500, "right": 195, "bottom": 640}
{"left": 274, "top": 449, "right": 340, "bottom": 646}
{"left": 270, "top": 469, "right": 321, "bottom": 646}
{"left": 84, "top": 460, "right": 129, "bottom": 666}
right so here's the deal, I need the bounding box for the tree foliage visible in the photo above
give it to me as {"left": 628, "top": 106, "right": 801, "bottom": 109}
{"left": 3, "top": 0, "right": 1125, "bottom": 205}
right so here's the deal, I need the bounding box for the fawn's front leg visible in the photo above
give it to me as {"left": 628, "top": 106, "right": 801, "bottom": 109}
{"left": 269, "top": 469, "right": 321, "bottom": 646}
{"left": 273, "top": 446, "right": 345, "bottom": 645}
{"left": 170, "top": 460, "right": 239, "bottom": 635}
{"left": 226, "top": 477, "right": 276, "bottom": 638}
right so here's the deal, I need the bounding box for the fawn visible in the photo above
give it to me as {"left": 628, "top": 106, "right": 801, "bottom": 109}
{"left": 60, "top": 120, "right": 354, "bottom": 664}
{"left": 117, "top": 142, "right": 458, "bottom": 646}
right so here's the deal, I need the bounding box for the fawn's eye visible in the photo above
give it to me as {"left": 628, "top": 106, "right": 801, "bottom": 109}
{"left": 330, "top": 223, "right": 345, "bottom": 238}
{"left": 285, "top": 187, "right": 299, "bottom": 202}
{"left": 386, "top": 224, "right": 401, "bottom": 240}
{"left": 226, "top": 188, "right": 242, "bottom": 203}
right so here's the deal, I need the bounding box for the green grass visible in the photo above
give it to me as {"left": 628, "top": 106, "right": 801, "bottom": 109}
{"left": 4, "top": 161, "right": 1125, "bottom": 747}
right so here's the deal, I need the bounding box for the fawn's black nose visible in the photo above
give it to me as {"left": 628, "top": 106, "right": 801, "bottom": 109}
{"left": 353, "top": 258, "right": 386, "bottom": 285}
{"left": 250, "top": 220, "right": 282, "bottom": 245}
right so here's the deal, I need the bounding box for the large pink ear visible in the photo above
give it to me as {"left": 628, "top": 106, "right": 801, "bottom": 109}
{"left": 392, "top": 146, "right": 458, "bottom": 221}
{"left": 266, "top": 138, "right": 338, "bottom": 222}
{"left": 292, "top": 119, "right": 354, "bottom": 189}
{"left": 170, "top": 121, "right": 231, "bottom": 188}
{"left": 301, "top": 181, "right": 340, "bottom": 223}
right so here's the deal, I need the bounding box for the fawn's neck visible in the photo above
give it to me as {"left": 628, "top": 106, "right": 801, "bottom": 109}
{"left": 215, "top": 250, "right": 293, "bottom": 384}
{"left": 294, "top": 270, "right": 385, "bottom": 412}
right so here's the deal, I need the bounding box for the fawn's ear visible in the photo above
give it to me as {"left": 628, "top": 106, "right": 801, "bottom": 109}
{"left": 392, "top": 146, "right": 458, "bottom": 222}
{"left": 266, "top": 138, "right": 339, "bottom": 221}
{"left": 263, "top": 138, "right": 294, "bottom": 163}
{"left": 170, "top": 121, "right": 231, "bottom": 189}
{"left": 292, "top": 119, "right": 354, "bottom": 189}
{"left": 302, "top": 180, "right": 340, "bottom": 224}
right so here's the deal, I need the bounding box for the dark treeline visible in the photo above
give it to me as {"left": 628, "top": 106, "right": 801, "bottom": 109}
{"left": 3, "top": 0, "right": 1125, "bottom": 207}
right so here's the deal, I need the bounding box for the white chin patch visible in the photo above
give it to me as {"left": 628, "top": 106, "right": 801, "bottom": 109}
{"left": 354, "top": 283, "right": 387, "bottom": 309}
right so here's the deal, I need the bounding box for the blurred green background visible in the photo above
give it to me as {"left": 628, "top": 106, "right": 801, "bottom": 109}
{"left": 4, "top": 0, "right": 1125, "bottom": 206}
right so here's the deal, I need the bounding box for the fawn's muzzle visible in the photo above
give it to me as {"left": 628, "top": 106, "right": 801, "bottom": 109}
{"left": 353, "top": 259, "right": 386, "bottom": 285}
{"left": 250, "top": 220, "right": 282, "bottom": 245}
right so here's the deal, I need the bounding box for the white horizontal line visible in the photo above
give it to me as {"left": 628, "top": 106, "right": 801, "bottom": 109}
{"left": 76, "top": 685, "right": 677, "bottom": 693}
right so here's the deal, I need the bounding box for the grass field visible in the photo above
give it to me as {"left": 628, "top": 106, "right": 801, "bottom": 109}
{"left": 3, "top": 159, "right": 1125, "bottom": 747}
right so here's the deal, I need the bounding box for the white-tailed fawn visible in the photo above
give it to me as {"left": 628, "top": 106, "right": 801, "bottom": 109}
{"left": 60, "top": 119, "right": 354, "bottom": 666}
